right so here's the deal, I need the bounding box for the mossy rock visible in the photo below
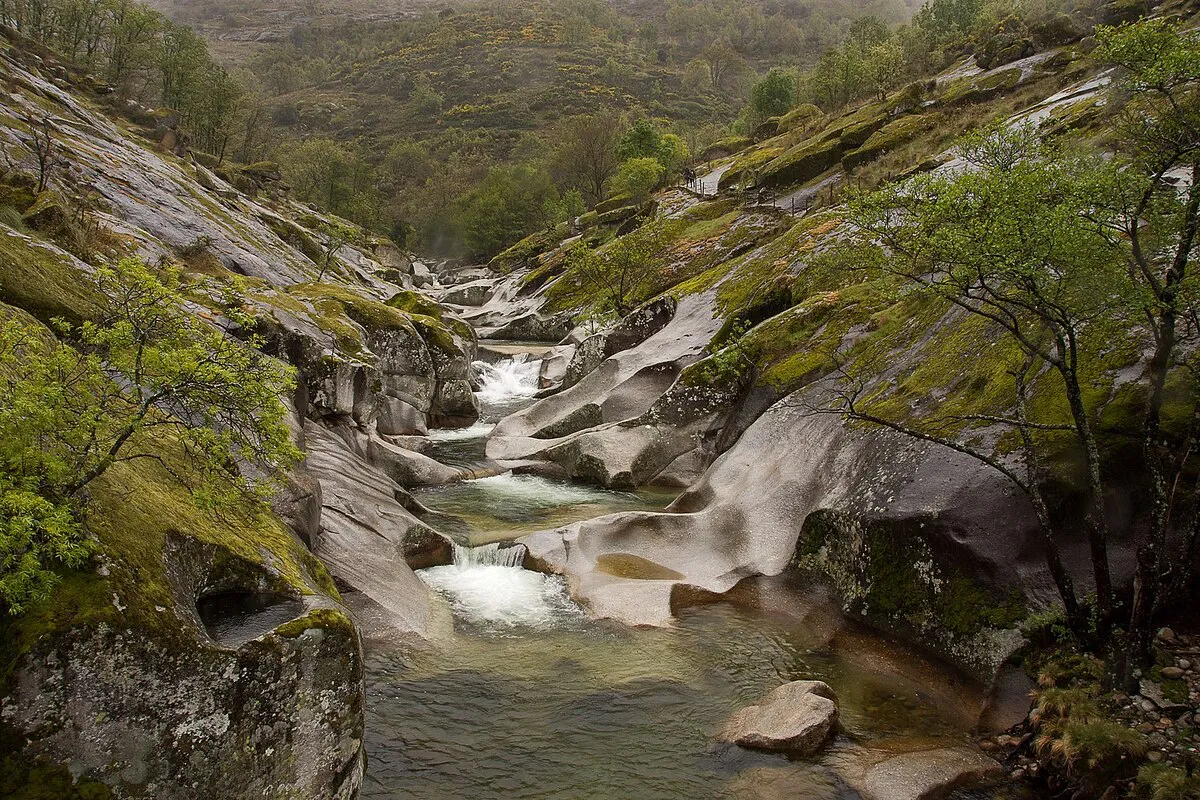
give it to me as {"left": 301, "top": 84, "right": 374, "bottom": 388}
{"left": 718, "top": 145, "right": 787, "bottom": 190}
{"left": 593, "top": 193, "right": 636, "bottom": 214}
{"left": 836, "top": 113, "right": 891, "bottom": 150}
{"left": 753, "top": 116, "right": 781, "bottom": 140}
{"left": 21, "top": 191, "right": 68, "bottom": 234}
{"left": 0, "top": 228, "right": 104, "bottom": 325}
{"left": 385, "top": 288, "right": 444, "bottom": 319}
{"left": 776, "top": 103, "right": 823, "bottom": 133}
{"left": 0, "top": 182, "right": 35, "bottom": 213}
{"left": 757, "top": 137, "right": 843, "bottom": 189}
{"left": 488, "top": 225, "right": 566, "bottom": 274}
{"left": 939, "top": 67, "right": 1023, "bottom": 106}
{"left": 700, "top": 135, "right": 752, "bottom": 160}
{"left": 842, "top": 113, "right": 937, "bottom": 170}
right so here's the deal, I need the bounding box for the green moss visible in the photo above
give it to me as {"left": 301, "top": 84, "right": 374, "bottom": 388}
{"left": 718, "top": 144, "right": 787, "bottom": 190}
{"left": 290, "top": 282, "right": 416, "bottom": 334}
{"left": 2, "top": 429, "right": 338, "bottom": 688}
{"left": 0, "top": 736, "right": 114, "bottom": 799}
{"left": 777, "top": 103, "right": 823, "bottom": 132}
{"left": 843, "top": 114, "right": 938, "bottom": 170}
{"left": 275, "top": 607, "right": 355, "bottom": 639}
{"left": 0, "top": 227, "right": 105, "bottom": 325}
{"left": 385, "top": 288, "right": 444, "bottom": 319}
{"left": 758, "top": 137, "right": 843, "bottom": 189}
{"left": 939, "top": 67, "right": 1023, "bottom": 106}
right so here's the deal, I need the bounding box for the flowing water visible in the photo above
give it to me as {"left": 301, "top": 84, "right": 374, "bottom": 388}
{"left": 363, "top": 351, "right": 995, "bottom": 799}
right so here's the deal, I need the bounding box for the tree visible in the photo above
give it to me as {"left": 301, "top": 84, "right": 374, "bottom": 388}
{"left": 865, "top": 40, "right": 906, "bottom": 100}
{"left": 699, "top": 40, "right": 744, "bottom": 92}
{"left": 750, "top": 68, "right": 797, "bottom": 120}
{"left": 609, "top": 157, "right": 665, "bottom": 201}
{"left": 275, "top": 138, "right": 380, "bottom": 228}
{"left": 551, "top": 113, "right": 624, "bottom": 206}
{"left": 457, "top": 163, "right": 561, "bottom": 258}
{"left": 1092, "top": 18, "right": 1200, "bottom": 672}
{"left": 25, "top": 115, "right": 55, "bottom": 194}
{"left": 566, "top": 219, "right": 671, "bottom": 314}
{"left": 838, "top": 125, "right": 1127, "bottom": 642}
{"left": 0, "top": 259, "right": 299, "bottom": 614}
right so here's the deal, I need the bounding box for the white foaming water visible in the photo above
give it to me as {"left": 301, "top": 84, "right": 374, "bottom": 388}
{"left": 474, "top": 355, "right": 540, "bottom": 405}
{"left": 418, "top": 543, "right": 581, "bottom": 627}
{"left": 466, "top": 472, "right": 632, "bottom": 508}
{"left": 426, "top": 421, "right": 496, "bottom": 441}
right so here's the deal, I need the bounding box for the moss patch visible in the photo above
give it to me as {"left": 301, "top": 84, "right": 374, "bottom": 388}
{"left": 0, "top": 227, "right": 104, "bottom": 325}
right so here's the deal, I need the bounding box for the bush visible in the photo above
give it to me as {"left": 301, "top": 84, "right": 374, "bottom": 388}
{"left": 609, "top": 158, "right": 666, "bottom": 201}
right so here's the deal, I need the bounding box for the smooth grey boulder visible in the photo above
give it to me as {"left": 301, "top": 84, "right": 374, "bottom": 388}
{"left": 491, "top": 311, "right": 574, "bottom": 342}
{"left": 719, "top": 681, "right": 839, "bottom": 755}
{"left": 302, "top": 422, "right": 442, "bottom": 636}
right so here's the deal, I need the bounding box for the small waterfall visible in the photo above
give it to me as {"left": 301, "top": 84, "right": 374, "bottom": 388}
{"left": 451, "top": 541, "right": 527, "bottom": 568}
{"left": 474, "top": 355, "right": 540, "bottom": 405}
{"left": 419, "top": 541, "right": 577, "bottom": 627}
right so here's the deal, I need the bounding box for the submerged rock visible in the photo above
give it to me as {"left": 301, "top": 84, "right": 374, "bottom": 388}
{"left": 719, "top": 680, "right": 839, "bottom": 755}
{"left": 839, "top": 744, "right": 1003, "bottom": 800}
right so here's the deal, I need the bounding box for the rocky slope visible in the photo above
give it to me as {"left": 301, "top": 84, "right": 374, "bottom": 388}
{"left": 0, "top": 30, "right": 477, "bottom": 797}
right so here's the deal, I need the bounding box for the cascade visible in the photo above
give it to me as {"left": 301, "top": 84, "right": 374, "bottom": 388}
{"left": 474, "top": 355, "right": 540, "bottom": 405}
{"left": 450, "top": 541, "right": 528, "bottom": 568}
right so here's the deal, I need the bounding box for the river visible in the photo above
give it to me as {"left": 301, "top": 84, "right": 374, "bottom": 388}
{"left": 358, "top": 345, "right": 1003, "bottom": 799}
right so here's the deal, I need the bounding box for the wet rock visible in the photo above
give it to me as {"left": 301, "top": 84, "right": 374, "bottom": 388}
{"left": 491, "top": 311, "right": 574, "bottom": 342}
{"left": 563, "top": 332, "right": 609, "bottom": 388}
{"left": 366, "top": 434, "right": 464, "bottom": 486}
{"left": 602, "top": 296, "right": 677, "bottom": 357}
{"left": 842, "top": 745, "right": 1003, "bottom": 800}
{"left": 442, "top": 281, "right": 494, "bottom": 306}
{"left": 719, "top": 680, "right": 839, "bottom": 755}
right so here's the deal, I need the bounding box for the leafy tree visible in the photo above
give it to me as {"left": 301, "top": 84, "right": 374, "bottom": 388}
{"left": 616, "top": 120, "right": 689, "bottom": 180}
{"left": 865, "top": 39, "right": 906, "bottom": 100}
{"left": 565, "top": 219, "right": 671, "bottom": 314}
{"left": 609, "top": 157, "right": 665, "bottom": 200}
{"left": 750, "top": 68, "right": 797, "bottom": 120}
{"left": 0, "top": 259, "right": 299, "bottom": 614}
{"left": 276, "top": 138, "right": 380, "bottom": 228}
{"left": 551, "top": 113, "right": 624, "bottom": 206}
{"left": 457, "top": 163, "right": 561, "bottom": 258}
{"left": 1092, "top": 18, "right": 1200, "bottom": 672}
{"left": 838, "top": 126, "right": 1127, "bottom": 641}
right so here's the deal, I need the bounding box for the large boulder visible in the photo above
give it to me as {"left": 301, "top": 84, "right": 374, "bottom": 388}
{"left": 719, "top": 680, "right": 839, "bottom": 755}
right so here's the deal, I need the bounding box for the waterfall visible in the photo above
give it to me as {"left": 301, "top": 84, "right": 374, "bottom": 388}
{"left": 419, "top": 541, "right": 577, "bottom": 627}
{"left": 474, "top": 355, "right": 540, "bottom": 405}
{"left": 451, "top": 541, "right": 527, "bottom": 568}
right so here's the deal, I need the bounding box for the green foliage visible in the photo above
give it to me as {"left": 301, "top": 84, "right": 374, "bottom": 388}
{"left": 0, "top": 206, "right": 24, "bottom": 232}
{"left": 275, "top": 139, "right": 381, "bottom": 230}
{"left": 562, "top": 218, "right": 672, "bottom": 314}
{"left": 750, "top": 68, "right": 797, "bottom": 120}
{"left": 0, "top": 477, "right": 87, "bottom": 615}
{"left": 457, "top": 163, "right": 564, "bottom": 258}
{"left": 1137, "top": 764, "right": 1200, "bottom": 800}
{"left": 615, "top": 119, "right": 689, "bottom": 179}
{"left": 609, "top": 157, "right": 666, "bottom": 201}
{"left": 0, "top": 259, "right": 299, "bottom": 615}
